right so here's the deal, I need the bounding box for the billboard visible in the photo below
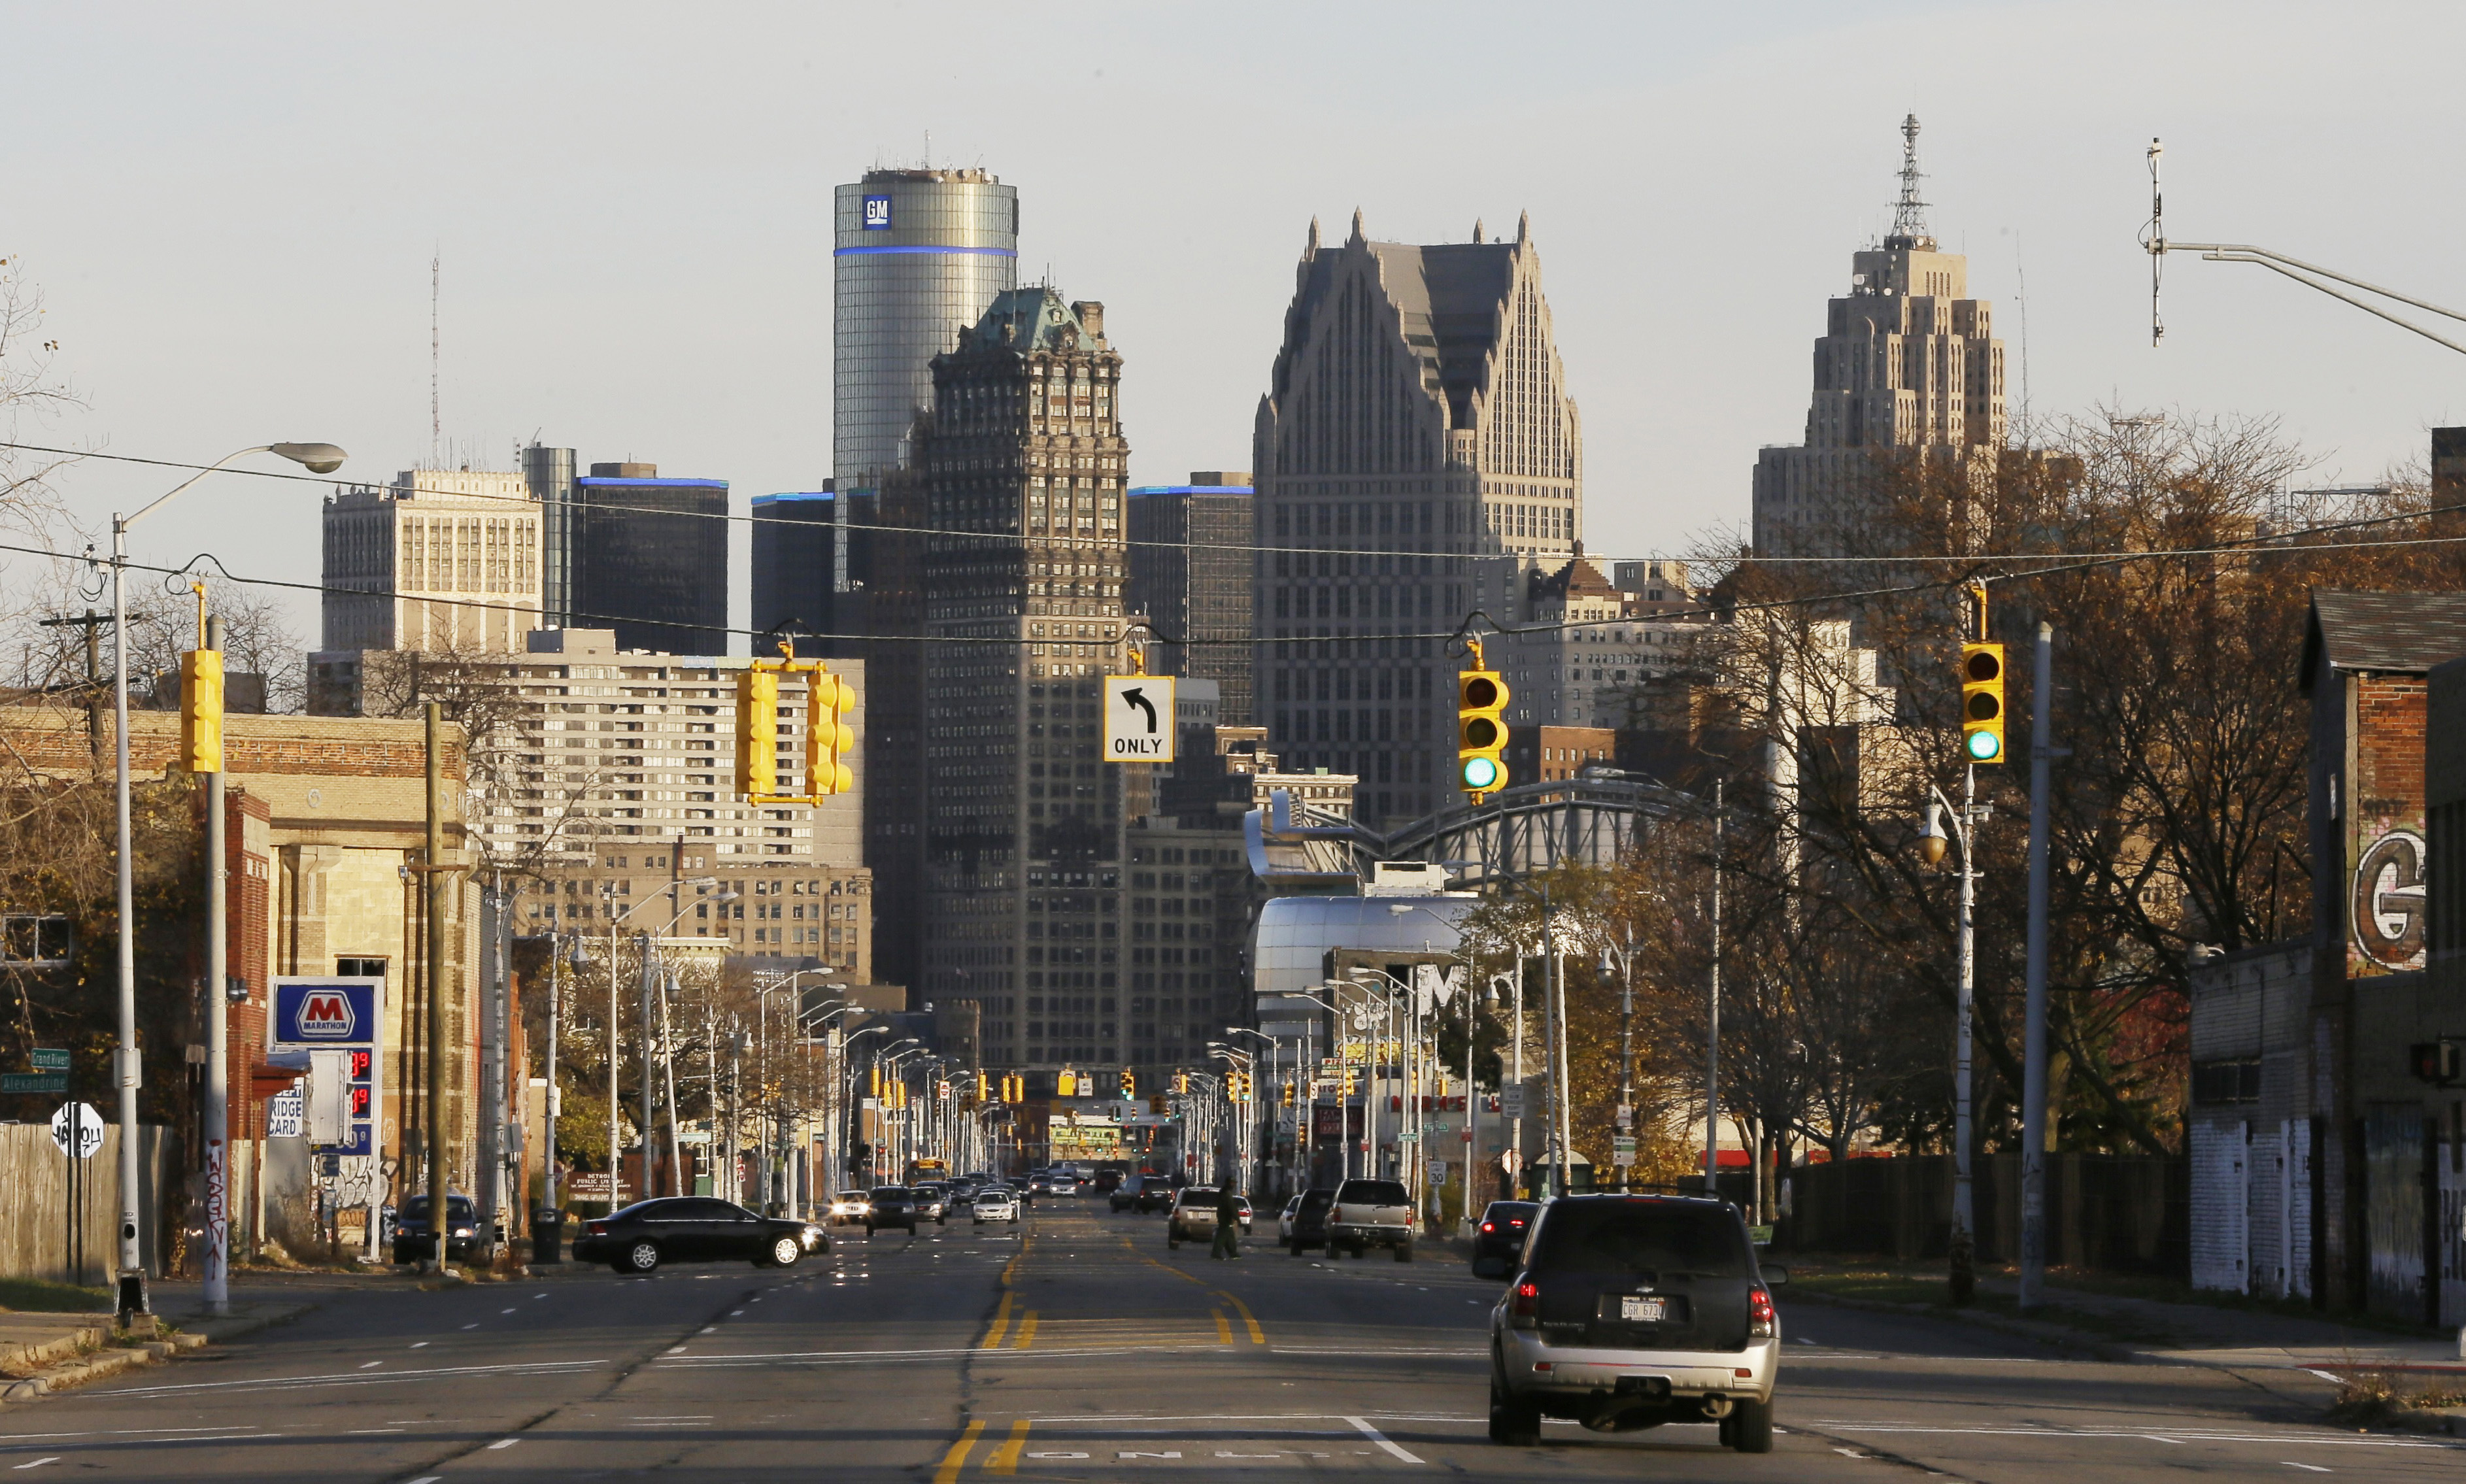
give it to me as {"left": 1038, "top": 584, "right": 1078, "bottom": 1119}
{"left": 271, "top": 977, "right": 384, "bottom": 1156}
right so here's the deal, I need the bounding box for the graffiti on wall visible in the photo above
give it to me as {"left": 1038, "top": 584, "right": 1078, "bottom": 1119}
{"left": 2350, "top": 828, "right": 2427, "bottom": 973}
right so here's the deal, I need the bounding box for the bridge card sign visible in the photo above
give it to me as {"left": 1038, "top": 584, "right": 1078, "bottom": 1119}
{"left": 271, "top": 977, "right": 384, "bottom": 1156}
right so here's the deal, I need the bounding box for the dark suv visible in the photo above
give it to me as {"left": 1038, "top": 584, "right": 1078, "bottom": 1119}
{"left": 1471, "top": 1200, "right": 1540, "bottom": 1277}
{"left": 1281, "top": 1187, "right": 1335, "bottom": 1254}
{"left": 1488, "top": 1195, "right": 1786, "bottom": 1453}
{"left": 866, "top": 1186, "right": 920, "bottom": 1234}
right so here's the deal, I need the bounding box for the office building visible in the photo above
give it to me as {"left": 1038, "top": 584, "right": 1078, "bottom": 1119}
{"left": 894, "top": 286, "right": 1136, "bottom": 1071}
{"left": 1751, "top": 117, "right": 2008, "bottom": 557}
{"left": 523, "top": 443, "right": 579, "bottom": 627}
{"left": 1251, "top": 209, "right": 1583, "bottom": 830}
{"left": 320, "top": 469, "right": 543, "bottom": 653}
{"left": 1126, "top": 472, "right": 1255, "bottom": 724}
{"left": 573, "top": 463, "right": 730, "bottom": 654}
{"left": 751, "top": 490, "right": 837, "bottom": 656}
{"left": 834, "top": 167, "right": 1020, "bottom": 505}
{"left": 1498, "top": 554, "right": 1706, "bottom": 730}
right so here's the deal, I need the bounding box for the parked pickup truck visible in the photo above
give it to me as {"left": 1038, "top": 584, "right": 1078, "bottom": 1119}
{"left": 1327, "top": 1177, "right": 1416, "bottom": 1262}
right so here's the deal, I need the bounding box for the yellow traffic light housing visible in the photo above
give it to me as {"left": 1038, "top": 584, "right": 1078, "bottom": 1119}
{"left": 1056, "top": 1068, "right": 1078, "bottom": 1097}
{"left": 806, "top": 667, "right": 857, "bottom": 796}
{"left": 1960, "top": 642, "right": 2007, "bottom": 764}
{"left": 1281, "top": 1078, "right": 1294, "bottom": 1109}
{"left": 735, "top": 667, "right": 779, "bottom": 795}
{"left": 179, "top": 648, "right": 224, "bottom": 774}
{"left": 1119, "top": 1068, "right": 1136, "bottom": 1098}
{"left": 1457, "top": 639, "right": 1510, "bottom": 802}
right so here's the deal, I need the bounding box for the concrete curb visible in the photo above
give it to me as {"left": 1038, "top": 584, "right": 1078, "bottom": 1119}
{"left": 0, "top": 1303, "right": 307, "bottom": 1407}
{"left": 0, "top": 1322, "right": 110, "bottom": 1378}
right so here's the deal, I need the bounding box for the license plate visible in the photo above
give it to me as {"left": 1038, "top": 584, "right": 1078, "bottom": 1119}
{"left": 1618, "top": 1295, "right": 1670, "bottom": 1323}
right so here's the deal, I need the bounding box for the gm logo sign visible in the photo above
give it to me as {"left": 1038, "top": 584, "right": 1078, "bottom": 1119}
{"left": 297, "top": 990, "right": 356, "bottom": 1038}
{"left": 863, "top": 194, "right": 893, "bottom": 230}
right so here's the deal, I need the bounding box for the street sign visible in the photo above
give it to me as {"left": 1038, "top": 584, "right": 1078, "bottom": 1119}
{"left": 565, "top": 1172, "right": 624, "bottom": 1203}
{"left": 50, "top": 1102, "right": 102, "bottom": 1159}
{"left": 1613, "top": 1135, "right": 1638, "bottom": 1167}
{"left": 1500, "top": 1149, "right": 1523, "bottom": 1175}
{"left": 1499, "top": 1083, "right": 1527, "bottom": 1119}
{"left": 29, "top": 1049, "right": 68, "bottom": 1071}
{"left": 1427, "top": 1160, "right": 1447, "bottom": 1185}
{"left": 266, "top": 1088, "right": 303, "bottom": 1139}
{"left": 1101, "top": 674, "right": 1176, "bottom": 762}
{"left": 3, "top": 1073, "right": 66, "bottom": 1094}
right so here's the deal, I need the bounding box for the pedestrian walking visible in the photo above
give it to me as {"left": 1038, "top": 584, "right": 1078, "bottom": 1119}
{"left": 1210, "top": 1185, "right": 1241, "bottom": 1259}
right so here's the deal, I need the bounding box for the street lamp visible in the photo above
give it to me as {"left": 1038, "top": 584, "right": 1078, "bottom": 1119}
{"left": 1914, "top": 775, "right": 1984, "bottom": 1306}
{"left": 116, "top": 441, "right": 345, "bottom": 1324}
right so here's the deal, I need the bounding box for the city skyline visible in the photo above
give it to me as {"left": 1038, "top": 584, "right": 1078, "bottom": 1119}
{"left": 13, "top": 5, "right": 2464, "bottom": 658}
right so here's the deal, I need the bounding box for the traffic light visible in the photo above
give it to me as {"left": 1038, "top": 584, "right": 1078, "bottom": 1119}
{"left": 1006, "top": 1073, "right": 1024, "bottom": 1103}
{"left": 1457, "top": 647, "right": 1510, "bottom": 801}
{"left": 179, "top": 647, "right": 224, "bottom": 774}
{"left": 1148, "top": 1093, "right": 1166, "bottom": 1114}
{"left": 1232, "top": 1070, "right": 1252, "bottom": 1102}
{"left": 869, "top": 1064, "right": 882, "bottom": 1098}
{"left": 1057, "top": 1068, "right": 1078, "bottom": 1097}
{"left": 735, "top": 666, "right": 779, "bottom": 795}
{"left": 1119, "top": 1068, "right": 1136, "bottom": 1098}
{"left": 975, "top": 1071, "right": 990, "bottom": 1102}
{"left": 805, "top": 667, "right": 857, "bottom": 796}
{"left": 1959, "top": 642, "right": 2007, "bottom": 764}
{"left": 1173, "top": 1071, "right": 1189, "bottom": 1096}
{"left": 1343, "top": 1066, "right": 1359, "bottom": 1097}
{"left": 1281, "top": 1078, "right": 1294, "bottom": 1109}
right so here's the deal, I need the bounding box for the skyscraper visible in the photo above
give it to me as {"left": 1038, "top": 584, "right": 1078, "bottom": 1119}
{"left": 902, "top": 287, "right": 1136, "bottom": 1071}
{"left": 1251, "top": 210, "right": 1583, "bottom": 828}
{"left": 833, "top": 167, "right": 1020, "bottom": 506}
{"left": 573, "top": 463, "right": 729, "bottom": 654}
{"left": 1751, "top": 116, "right": 2007, "bottom": 557}
{"left": 1126, "top": 471, "right": 1255, "bottom": 724}
{"left": 522, "top": 443, "right": 578, "bottom": 627}
{"left": 319, "top": 469, "right": 543, "bottom": 652}
{"left": 751, "top": 490, "right": 839, "bottom": 656}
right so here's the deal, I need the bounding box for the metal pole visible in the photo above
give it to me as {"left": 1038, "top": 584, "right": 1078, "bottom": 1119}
{"left": 660, "top": 970, "right": 682, "bottom": 1197}
{"left": 1617, "top": 941, "right": 1633, "bottom": 1191}
{"left": 606, "top": 905, "right": 619, "bottom": 1211}
{"left": 424, "top": 701, "right": 450, "bottom": 1273}
{"left": 202, "top": 614, "right": 229, "bottom": 1315}
{"left": 109, "top": 518, "right": 147, "bottom": 1323}
{"left": 1704, "top": 779, "right": 1724, "bottom": 1198}
{"left": 639, "top": 934, "right": 655, "bottom": 1204}
{"left": 1510, "top": 965, "right": 1524, "bottom": 1198}
{"left": 2019, "top": 619, "right": 2055, "bottom": 1311}
{"left": 1951, "top": 765, "right": 1978, "bottom": 1304}
{"left": 546, "top": 931, "right": 560, "bottom": 1210}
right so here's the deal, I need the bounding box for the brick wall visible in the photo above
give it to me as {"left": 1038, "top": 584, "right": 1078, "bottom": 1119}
{"left": 0, "top": 705, "right": 463, "bottom": 782}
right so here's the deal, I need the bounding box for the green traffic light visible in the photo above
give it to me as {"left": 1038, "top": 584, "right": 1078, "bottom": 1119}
{"left": 1462, "top": 756, "right": 1502, "bottom": 790}
{"left": 1965, "top": 730, "right": 2001, "bottom": 762}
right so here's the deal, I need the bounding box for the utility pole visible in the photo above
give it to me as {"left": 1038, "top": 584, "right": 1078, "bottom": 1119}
{"left": 2019, "top": 621, "right": 2059, "bottom": 1311}
{"left": 201, "top": 613, "right": 229, "bottom": 1315}
{"left": 1704, "top": 779, "right": 1724, "bottom": 1198}
{"left": 423, "top": 701, "right": 451, "bottom": 1274}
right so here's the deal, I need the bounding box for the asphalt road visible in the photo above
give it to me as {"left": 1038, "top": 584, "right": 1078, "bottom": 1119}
{"left": 0, "top": 1201, "right": 2454, "bottom": 1481}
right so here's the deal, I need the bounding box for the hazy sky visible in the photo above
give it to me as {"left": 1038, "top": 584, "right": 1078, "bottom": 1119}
{"left": 9, "top": 2, "right": 2463, "bottom": 652}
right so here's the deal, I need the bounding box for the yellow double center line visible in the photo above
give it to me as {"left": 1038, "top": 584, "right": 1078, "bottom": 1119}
{"left": 933, "top": 1420, "right": 985, "bottom": 1484}
{"left": 981, "top": 1236, "right": 1033, "bottom": 1349}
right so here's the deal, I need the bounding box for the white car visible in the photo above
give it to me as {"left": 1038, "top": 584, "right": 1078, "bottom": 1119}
{"left": 971, "top": 1186, "right": 1021, "bottom": 1224}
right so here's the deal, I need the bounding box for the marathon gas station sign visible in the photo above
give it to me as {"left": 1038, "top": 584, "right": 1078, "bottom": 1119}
{"left": 271, "top": 977, "right": 383, "bottom": 1156}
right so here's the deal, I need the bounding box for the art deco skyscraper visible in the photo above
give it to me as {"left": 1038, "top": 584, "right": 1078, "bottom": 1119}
{"left": 1751, "top": 116, "right": 2008, "bottom": 557}
{"left": 898, "top": 288, "right": 1137, "bottom": 1070}
{"left": 1251, "top": 210, "right": 1583, "bottom": 828}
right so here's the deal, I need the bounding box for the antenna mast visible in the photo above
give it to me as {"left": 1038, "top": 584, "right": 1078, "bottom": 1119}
{"left": 2144, "top": 139, "right": 2165, "bottom": 345}
{"left": 1890, "top": 114, "right": 1931, "bottom": 245}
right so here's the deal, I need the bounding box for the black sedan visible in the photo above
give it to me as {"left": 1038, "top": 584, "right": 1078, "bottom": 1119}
{"left": 1470, "top": 1199, "right": 1540, "bottom": 1277}
{"left": 865, "top": 1186, "right": 921, "bottom": 1233}
{"left": 573, "top": 1197, "right": 828, "bottom": 1273}
{"left": 392, "top": 1192, "right": 486, "bottom": 1266}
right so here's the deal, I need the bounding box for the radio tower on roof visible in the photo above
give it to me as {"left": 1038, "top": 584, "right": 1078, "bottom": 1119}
{"left": 1889, "top": 113, "right": 1932, "bottom": 248}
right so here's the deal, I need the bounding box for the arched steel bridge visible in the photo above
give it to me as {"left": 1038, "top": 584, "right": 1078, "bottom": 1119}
{"left": 1251, "top": 770, "right": 1706, "bottom": 888}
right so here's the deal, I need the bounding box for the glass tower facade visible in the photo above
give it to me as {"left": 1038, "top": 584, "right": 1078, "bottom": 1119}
{"left": 832, "top": 169, "right": 1019, "bottom": 513}
{"left": 573, "top": 466, "right": 730, "bottom": 655}
{"left": 1126, "top": 477, "right": 1256, "bottom": 724}
{"left": 522, "top": 443, "right": 577, "bottom": 627}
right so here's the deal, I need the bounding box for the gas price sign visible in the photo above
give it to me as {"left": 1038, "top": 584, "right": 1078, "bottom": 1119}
{"left": 271, "top": 977, "right": 384, "bottom": 1156}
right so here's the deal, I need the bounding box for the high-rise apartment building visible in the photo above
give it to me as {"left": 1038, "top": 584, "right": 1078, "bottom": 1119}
{"left": 1251, "top": 211, "right": 1583, "bottom": 828}
{"left": 522, "top": 443, "right": 579, "bottom": 626}
{"left": 1126, "top": 471, "right": 1255, "bottom": 724}
{"left": 834, "top": 167, "right": 1019, "bottom": 504}
{"left": 320, "top": 469, "right": 543, "bottom": 652}
{"left": 897, "top": 286, "right": 1138, "bottom": 1070}
{"left": 1751, "top": 117, "right": 2007, "bottom": 557}
{"left": 573, "top": 463, "right": 730, "bottom": 655}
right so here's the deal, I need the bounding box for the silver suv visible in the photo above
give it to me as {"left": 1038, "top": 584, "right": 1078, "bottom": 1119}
{"left": 1488, "top": 1194, "right": 1787, "bottom": 1453}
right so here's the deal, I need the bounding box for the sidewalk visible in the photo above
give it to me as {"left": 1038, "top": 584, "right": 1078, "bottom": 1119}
{"left": 1789, "top": 1260, "right": 2465, "bottom": 1374}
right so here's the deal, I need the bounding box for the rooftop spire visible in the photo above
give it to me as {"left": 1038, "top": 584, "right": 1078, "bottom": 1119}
{"left": 1889, "top": 113, "right": 1932, "bottom": 246}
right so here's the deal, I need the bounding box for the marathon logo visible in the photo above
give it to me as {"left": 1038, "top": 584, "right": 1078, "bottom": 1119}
{"left": 297, "top": 990, "right": 356, "bottom": 1039}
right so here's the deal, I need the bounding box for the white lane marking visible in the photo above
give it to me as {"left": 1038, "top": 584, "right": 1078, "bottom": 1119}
{"left": 533, "top": 1292, "right": 547, "bottom": 1299}
{"left": 632, "top": 1415, "right": 714, "bottom": 1421}
{"left": 0, "top": 1428, "right": 263, "bottom": 1443}
{"left": 1814, "top": 1425, "right": 2444, "bottom": 1451}
{"left": 104, "top": 1358, "right": 608, "bottom": 1396}
{"left": 2146, "top": 1435, "right": 2186, "bottom": 1444}
{"left": 346, "top": 1428, "right": 404, "bottom": 1435}
{"left": 409, "top": 1477, "right": 442, "bottom": 1483}
{"left": 358, "top": 1361, "right": 383, "bottom": 1370}
{"left": 409, "top": 1341, "right": 429, "bottom": 1349}
{"left": 2282, "top": 1466, "right": 2331, "bottom": 1474}
{"left": 461, "top": 1324, "right": 478, "bottom": 1330}
{"left": 501, "top": 1307, "right": 516, "bottom": 1315}
{"left": 1343, "top": 1417, "right": 1424, "bottom": 1466}
{"left": 11, "top": 1461, "right": 59, "bottom": 1472}
{"left": 487, "top": 1438, "right": 519, "bottom": 1450}
{"left": 2306, "top": 1368, "right": 2344, "bottom": 1381}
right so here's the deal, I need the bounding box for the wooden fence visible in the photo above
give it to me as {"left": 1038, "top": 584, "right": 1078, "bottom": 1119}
{"left": 1776, "top": 1151, "right": 2188, "bottom": 1279}
{"left": 0, "top": 1123, "right": 167, "bottom": 1285}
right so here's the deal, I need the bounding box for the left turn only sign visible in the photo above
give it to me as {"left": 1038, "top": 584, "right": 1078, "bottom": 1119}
{"left": 1102, "top": 674, "right": 1176, "bottom": 762}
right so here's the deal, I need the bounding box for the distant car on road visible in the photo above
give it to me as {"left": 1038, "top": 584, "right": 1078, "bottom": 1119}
{"left": 866, "top": 1187, "right": 920, "bottom": 1234}
{"left": 1471, "top": 1200, "right": 1540, "bottom": 1277}
{"left": 1327, "top": 1178, "right": 1415, "bottom": 1262}
{"left": 1279, "top": 1187, "right": 1336, "bottom": 1255}
{"left": 392, "top": 1192, "right": 484, "bottom": 1266}
{"left": 573, "top": 1197, "right": 828, "bottom": 1274}
{"left": 1092, "top": 1168, "right": 1124, "bottom": 1194}
{"left": 1487, "top": 1194, "right": 1786, "bottom": 1452}
{"left": 911, "top": 1185, "right": 950, "bottom": 1224}
{"left": 1165, "top": 1188, "right": 1253, "bottom": 1248}
{"left": 827, "top": 1190, "right": 873, "bottom": 1227}
{"left": 1110, "top": 1174, "right": 1170, "bottom": 1213}
{"left": 971, "top": 1187, "right": 1021, "bottom": 1224}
